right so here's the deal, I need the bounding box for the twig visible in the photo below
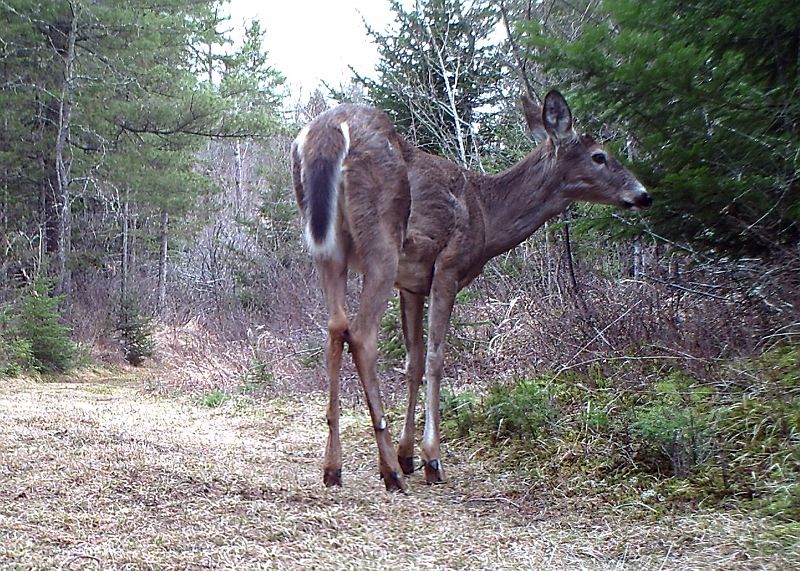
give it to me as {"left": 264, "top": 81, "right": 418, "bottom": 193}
{"left": 63, "top": 554, "right": 101, "bottom": 566}
{"left": 463, "top": 495, "right": 522, "bottom": 510}
{"left": 553, "top": 300, "right": 643, "bottom": 380}
{"left": 645, "top": 275, "right": 733, "bottom": 301}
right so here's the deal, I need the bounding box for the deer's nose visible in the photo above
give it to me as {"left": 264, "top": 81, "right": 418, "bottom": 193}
{"left": 623, "top": 189, "right": 652, "bottom": 211}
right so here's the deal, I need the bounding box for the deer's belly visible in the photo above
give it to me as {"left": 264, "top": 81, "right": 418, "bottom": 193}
{"left": 394, "top": 257, "right": 433, "bottom": 295}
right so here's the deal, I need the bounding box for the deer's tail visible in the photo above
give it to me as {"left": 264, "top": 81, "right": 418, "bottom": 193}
{"left": 291, "top": 121, "right": 351, "bottom": 259}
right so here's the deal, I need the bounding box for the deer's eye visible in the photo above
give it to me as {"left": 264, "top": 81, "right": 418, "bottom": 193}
{"left": 591, "top": 152, "right": 607, "bottom": 165}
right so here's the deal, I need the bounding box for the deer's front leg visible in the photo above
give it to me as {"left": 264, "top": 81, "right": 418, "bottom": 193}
{"left": 397, "top": 291, "right": 425, "bottom": 475}
{"left": 421, "top": 273, "right": 458, "bottom": 484}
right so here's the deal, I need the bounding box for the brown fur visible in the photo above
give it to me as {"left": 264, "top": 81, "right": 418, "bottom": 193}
{"left": 292, "top": 91, "right": 651, "bottom": 490}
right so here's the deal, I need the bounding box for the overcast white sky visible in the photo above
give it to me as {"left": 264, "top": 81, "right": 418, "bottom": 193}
{"left": 226, "top": 1, "right": 395, "bottom": 95}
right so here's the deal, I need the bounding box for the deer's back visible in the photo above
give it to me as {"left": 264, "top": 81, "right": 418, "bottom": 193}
{"left": 309, "top": 105, "right": 412, "bottom": 271}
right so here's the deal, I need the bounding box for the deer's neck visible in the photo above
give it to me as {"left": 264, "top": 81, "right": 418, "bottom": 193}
{"left": 477, "top": 147, "right": 570, "bottom": 259}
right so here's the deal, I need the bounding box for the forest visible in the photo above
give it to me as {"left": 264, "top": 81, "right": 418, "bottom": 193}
{"left": 0, "top": 0, "right": 798, "bottom": 559}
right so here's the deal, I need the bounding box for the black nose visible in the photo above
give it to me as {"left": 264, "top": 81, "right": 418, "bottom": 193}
{"left": 639, "top": 192, "right": 653, "bottom": 208}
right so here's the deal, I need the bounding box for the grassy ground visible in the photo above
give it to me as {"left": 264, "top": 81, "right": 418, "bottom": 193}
{"left": 0, "top": 372, "right": 794, "bottom": 570}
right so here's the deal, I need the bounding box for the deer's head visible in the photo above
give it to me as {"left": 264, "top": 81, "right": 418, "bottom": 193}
{"left": 522, "top": 91, "right": 652, "bottom": 211}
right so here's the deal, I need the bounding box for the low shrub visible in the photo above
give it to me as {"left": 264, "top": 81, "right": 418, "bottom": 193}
{"left": 240, "top": 357, "right": 275, "bottom": 394}
{"left": 438, "top": 345, "right": 799, "bottom": 519}
{"left": 116, "top": 295, "right": 155, "bottom": 366}
{"left": 7, "top": 279, "right": 78, "bottom": 373}
{"left": 484, "top": 378, "right": 553, "bottom": 440}
{"left": 0, "top": 336, "right": 34, "bottom": 377}
{"left": 630, "top": 376, "right": 712, "bottom": 478}
{"left": 200, "top": 389, "right": 228, "bottom": 408}
{"left": 441, "top": 390, "right": 479, "bottom": 439}
{"left": 378, "top": 296, "right": 406, "bottom": 367}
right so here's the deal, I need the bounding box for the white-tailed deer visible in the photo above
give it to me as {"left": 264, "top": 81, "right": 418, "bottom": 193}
{"left": 291, "top": 91, "right": 651, "bottom": 492}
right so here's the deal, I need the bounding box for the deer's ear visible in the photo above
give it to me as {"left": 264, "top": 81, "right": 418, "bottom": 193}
{"left": 542, "top": 90, "right": 574, "bottom": 143}
{"left": 521, "top": 95, "right": 548, "bottom": 145}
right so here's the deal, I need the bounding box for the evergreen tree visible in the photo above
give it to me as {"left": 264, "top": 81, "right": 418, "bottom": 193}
{"left": 0, "top": 0, "right": 284, "bottom": 303}
{"left": 116, "top": 294, "right": 155, "bottom": 367}
{"left": 521, "top": 0, "right": 800, "bottom": 255}
{"left": 15, "top": 279, "right": 77, "bottom": 372}
{"left": 354, "top": 0, "right": 505, "bottom": 167}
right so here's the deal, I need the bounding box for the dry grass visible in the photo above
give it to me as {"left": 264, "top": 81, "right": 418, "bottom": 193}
{"left": 0, "top": 374, "right": 793, "bottom": 570}
{"left": 150, "top": 318, "right": 321, "bottom": 396}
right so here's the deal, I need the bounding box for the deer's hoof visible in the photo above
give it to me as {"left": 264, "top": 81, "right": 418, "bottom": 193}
{"left": 423, "top": 459, "right": 446, "bottom": 485}
{"left": 382, "top": 470, "right": 406, "bottom": 493}
{"left": 323, "top": 467, "right": 342, "bottom": 487}
{"left": 398, "top": 455, "right": 415, "bottom": 476}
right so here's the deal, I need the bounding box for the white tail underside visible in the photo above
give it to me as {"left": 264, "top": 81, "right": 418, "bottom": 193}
{"left": 299, "top": 122, "right": 350, "bottom": 259}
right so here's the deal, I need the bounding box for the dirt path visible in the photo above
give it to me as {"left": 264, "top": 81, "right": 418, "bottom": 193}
{"left": 0, "top": 376, "right": 790, "bottom": 570}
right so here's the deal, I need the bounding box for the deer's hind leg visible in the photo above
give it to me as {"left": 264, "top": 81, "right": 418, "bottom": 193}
{"left": 348, "top": 254, "right": 406, "bottom": 492}
{"left": 318, "top": 259, "right": 348, "bottom": 487}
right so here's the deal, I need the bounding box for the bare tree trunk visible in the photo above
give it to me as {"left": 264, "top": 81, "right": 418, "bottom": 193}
{"left": 668, "top": 247, "right": 681, "bottom": 283}
{"left": 499, "top": 0, "right": 538, "bottom": 103}
{"left": 234, "top": 140, "right": 243, "bottom": 214}
{"left": 157, "top": 209, "right": 169, "bottom": 314}
{"left": 129, "top": 207, "right": 136, "bottom": 285}
{"left": 37, "top": 176, "right": 47, "bottom": 280}
{"left": 544, "top": 221, "right": 556, "bottom": 292}
{"left": 562, "top": 213, "right": 579, "bottom": 293}
{"left": 0, "top": 169, "right": 7, "bottom": 298}
{"left": 631, "top": 237, "right": 643, "bottom": 278}
{"left": 53, "top": 3, "right": 78, "bottom": 298}
{"left": 625, "top": 135, "right": 644, "bottom": 280}
{"left": 121, "top": 187, "right": 129, "bottom": 302}
{"left": 425, "top": 21, "right": 468, "bottom": 166}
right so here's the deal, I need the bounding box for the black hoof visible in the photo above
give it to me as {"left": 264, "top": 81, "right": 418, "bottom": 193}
{"left": 423, "top": 459, "right": 445, "bottom": 485}
{"left": 323, "top": 468, "right": 342, "bottom": 487}
{"left": 398, "top": 455, "right": 415, "bottom": 475}
{"left": 383, "top": 471, "right": 407, "bottom": 493}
